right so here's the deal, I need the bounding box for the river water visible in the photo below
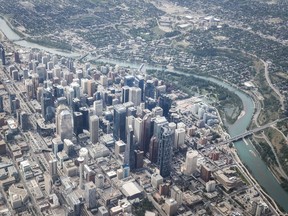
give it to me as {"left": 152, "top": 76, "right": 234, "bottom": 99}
{"left": 1, "top": 17, "right": 288, "bottom": 211}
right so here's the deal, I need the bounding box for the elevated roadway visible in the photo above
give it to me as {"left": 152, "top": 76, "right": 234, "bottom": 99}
{"left": 215, "top": 118, "right": 287, "bottom": 147}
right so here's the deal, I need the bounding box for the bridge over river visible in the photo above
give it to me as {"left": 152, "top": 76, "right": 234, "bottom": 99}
{"left": 215, "top": 117, "right": 287, "bottom": 147}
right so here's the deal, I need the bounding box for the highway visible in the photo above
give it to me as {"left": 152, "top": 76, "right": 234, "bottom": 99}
{"left": 263, "top": 60, "right": 285, "bottom": 111}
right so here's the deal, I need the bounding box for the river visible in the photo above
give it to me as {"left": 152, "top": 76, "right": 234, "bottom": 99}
{"left": 0, "top": 18, "right": 79, "bottom": 58}
{"left": 1, "top": 17, "right": 288, "bottom": 211}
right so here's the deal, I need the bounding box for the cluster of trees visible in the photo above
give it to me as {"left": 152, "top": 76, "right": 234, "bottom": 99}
{"left": 254, "top": 141, "right": 277, "bottom": 166}
{"left": 133, "top": 198, "right": 154, "bottom": 216}
{"left": 27, "top": 37, "right": 73, "bottom": 51}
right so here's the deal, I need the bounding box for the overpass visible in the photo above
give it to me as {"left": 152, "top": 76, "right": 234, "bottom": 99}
{"left": 215, "top": 118, "right": 287, "bottom": 147}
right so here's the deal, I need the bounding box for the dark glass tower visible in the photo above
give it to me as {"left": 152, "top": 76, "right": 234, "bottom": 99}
{"left": 79, "top": 107, "right": 89, "bottom": 131}
{"left": 135, "top": 75, "right": 145, "bottom": 101}
{"left": 121, "top": 86, "right": 130, "bottom": 103}
{"left": 124, "top": 125, "right": 135, "bottom": 170}
{"left": 0, "top": 95, "right": 3, "bottom": 112}
{"left": 113, "top": 104, "right": 126, "bottom": 142}
{"left": 41, "top": 89, "right": 54, "bottom": 122}
{"left": 145, "top": 80, "right": 155, "bottom": 99}
{"left": 158, "top": 94, "right": 172, "bottom": 118}
{"left": 124, "top": 75, "right": 134, "bottom": 87}
{"left": 73, "top": 112, "right": 83, "bottom": 136}
{"left": 157, "top": 125, "right": 174, "bottom": 178}
{"left": 0, "top": 44, "right": 5, "bottom": 65}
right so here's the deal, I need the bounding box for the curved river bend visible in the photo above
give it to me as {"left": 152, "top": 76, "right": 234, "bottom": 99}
{"left": 1, "top": 17, "right": 288, "bottom": 211}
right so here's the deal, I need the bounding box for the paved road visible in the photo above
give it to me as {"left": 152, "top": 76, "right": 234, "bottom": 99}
{"left": 262, "top": 60, "right": 285, "bottom": 111}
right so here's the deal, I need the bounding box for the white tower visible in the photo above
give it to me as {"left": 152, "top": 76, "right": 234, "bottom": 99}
{"left": 134, "top": 117, "right": 144, "bottom": 148}
{"left": 79, "top": 147, "right": 89, "bottom": 165}
{"left": 129, "top": 87, "right": 141, "bottom": 106}
{"left": 174, "top": 128, "right": 185, "bottom": 149}
{"left": 89, "top": 115, "right": 99, "bottom": 144}
{"left": 93, "top": 100, "right": 103, "bottom": 116}
{"left": 182, "top": 150, "right": 198, "bottom": 175}
{"left": 56, "top": 105, "right": 73, "bottom": 141}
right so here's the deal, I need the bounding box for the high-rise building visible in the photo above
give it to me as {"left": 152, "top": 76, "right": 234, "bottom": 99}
{"left": 163, "top": 199, "right": 178, "bottom": 216}
{"left": 134, "top": 117, "right": 143, "bottom": 149}
{"left": 9, "top": 93, "right": 17, "bottom": 114}
{"left": 79, "top": 147, "right": 89, "bottom": 165}
{"left": 142, "top": 112, "right": 153, "bottom": 153}
{"left": 157, "top": 125, "right": 174, "bottom": 178}
{"left": 0, "top": 44, "right": 6, "bottom": 65}
{"left": 52, "top": 137, "right": 64, "bottom": 156}
{"left": 151, "top": 173, "right": 163, "bottom": 189}
{"left": 156, "top": 85, "right": 167, "bottom": 98}
{"left": 72, "top": 98, "right": 81, "bottom": 112}
{"left": 0, "top": 140, "right": 6, "bottom": 155}
{"left": 14, "top": 51, "right": 20, "bottom": 63}
{"left": 174, "top": 128, "right": 185, "bottom": 149}
{"left": 19, "top": 111, "right": 29, "bottom": 131}
{"left": 135, "top": 75, "right": 145, "bottom": 101}
{"left": 149, "top": 136, "right": 158, "bottom": 163}
{"left": 78, "top": 157, "right": 85, "bottom": 189}
{"left": 89, "top": 115, "right": 99, "bottom": 144}
{"left": 171, "top": 185, "right": 183, "bottom": 207}
{"left": 93, "top": 100, "right": 103, "bottom": 116}
{"left": 79, "top": 107, "right": 89, "bottom": 131}
{"left": 44, "top": 172, "right": 52, "bottom": 195}
{"left": 124, "top": 75, "right": 134, "bottom": 87}
{"left": 121, "top": 86, "right": 130, "bottom": 103}
{"left": 145, "top": 98, "right": 157, "bottom": 111}
{"left": 182, "top": 150, "right": 198, "bottom": 175}
{"left": 0, "top": 95, "right": 4, "bottom": 112}
{"left": 70, "top": 82, "right": 81, "bottom": 98}
{"left": 87, "top": 80, "right": 96, "bottom": 97}
{"left": 100, "top": 75, "right": 108, "bottom": 87}
{"left": 129, "top": 87, "right": 141, "bottom": 106}
{"left": 81, "top": 78, "right": 89, "bottom": 95}
{"left": 36, "top": 64, "right": 47, "bottom": 83}
{"left": 134, "top": 150, "right": 144, "bottom": 169}
{"left": 25, "top": 79, "right": 34, "bottom": 100}
{"left": 152, "top": 106, "right": 163, "bottom": 117}
{"left": 124, "top": 125, "right": 135, "bottom": 170}
{"left": 127, "top": 106, "right": 137, "bottom": 117}
{"left": 56, "top": 105, "right": 73, "bottom": 140}
{"left": 200, "top": 164, "right": 212, "bottom": 182}
{"left": 73, "top": 112, "right": 83, "bottom": 136}
{"left": 85, "top": 182, "right": 97, "bottom": 209}
{"left": 145, "top": 80, "right": 154, "bottom": 99}
{"left": 12, "top": 70, "right": 18, "bottom": 81}
{"left": 113, "top": 104, "right": 126, "bottom": 142}
{"left": 64, "top": 139, "right": 74, "bottom": 157}
{"left": 206, "top": 180, "right": 216, "bottom": 192}
{"left": 158, "top": 94, "right": 172, "bottom": 118}
{"left": 154, "top": 116, "right": 168, "bottom": 137}
{"left": 49, "top": 159, "right": 58, "bottom": 182}
{"left": 41, "top": 89, "right": 54, "bottom": 122}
